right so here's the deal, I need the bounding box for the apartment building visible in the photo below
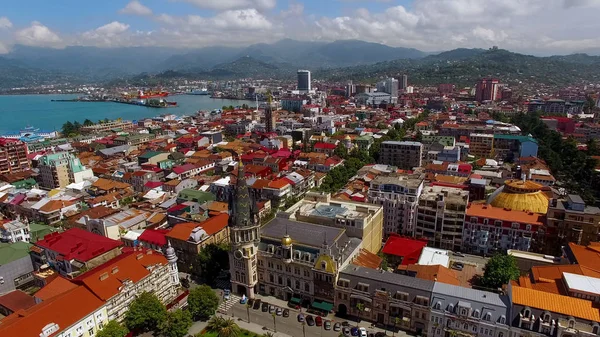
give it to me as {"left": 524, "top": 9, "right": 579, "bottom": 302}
{"left": 0, "top": 138, "right": 30, "bottom": 175}
{"left": 464, "top": 203, "right": 545, "bottom": 254}
{"left": 469, "top": 134, "right": 495, "bottom": 158}
{"left": 75, "top": 248, "right": 179, "bottom": 322}
{"left": 38, "top": 152, "right": 93, "bottom": 189}
{"left": 546, "top": 195, "right": 600, "bottom": 250}
{"left": 415, "top": 186, "right": 469, "bottom": 251}
{"left": 335, "top": 265, "right": 434, "bottom": 335}
{"left": 430, "top": 283, "right": 510, "bottom": 337}
{"left": 380, "top": 141, "right": 423, "bottom": 170}
{"left": 493, "top": 135, "right": 538, "bottom": 161}
{"left": 80, "top": 120, "right": 135, "bottom": 134}
{"left": 368, "top": 175, "right": 424, "bottom": 237}
{"left": 285, "top": 192, "right": 384, "bottom": 254}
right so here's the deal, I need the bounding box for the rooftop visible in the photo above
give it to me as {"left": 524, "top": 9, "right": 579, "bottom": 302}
{"left": 511, "top": 285, "right": 600, "bottom": 322}
{"left": 35, "top": 228, "right": 122, "bottom": 262}
{"left": 261, "top": 217, "right": 345, "bottom": 248}
{"left": 382, "top": 235, "right": 427, "bottom": 265}
{"left": 467, "top": 203, "right": 544, "bottom": 225}
{"left": 0, "top": 241, "right": 34, "bottom": 265}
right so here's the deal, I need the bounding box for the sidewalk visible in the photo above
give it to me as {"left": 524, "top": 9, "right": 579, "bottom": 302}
{"left": 216, "top": 313, "right": 292, "bottom": 337}
{"left": 253, "top": 293, "right": 295, "bottom": 312}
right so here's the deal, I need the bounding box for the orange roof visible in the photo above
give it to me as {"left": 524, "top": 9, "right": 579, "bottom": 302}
{"left": 73, "top": 249, "right": 167, "bottom": 301}
{"left": 39, "top": 200, "right": 75, "bottom": 213}
{"left": 511, "top": 285, "right": 600, "bottom": 322}
{"left": 91, "top": 178, "right": 131, "bottom": 191}
{"left": 268, "top": 178, "right": 290, "bottom": 189}
{"left": 405, "top": 264, "right": 460, "bottom": 286}
{"left": 567, "top": 242, "right": 600, "bottom": 273}
{"left": 252, "top": 179, "right": 271, "bottom": 189}
{"left": 466, "top": 203, "right": 544, "bottom": 225}
{"left": 0, "top": 286, "right": 104, "bottom": 337}
{"left": 0, "top": 290, "right": 36, "bottom": 313}
{"left": 352, "top": 249, "right": 382, "bottom": 269}
{"left": 166, "top": 213, "right": 229, "bottom": 241}
{"left": 34, "top": 276, "right": 78, "bottom": 302}
{"left": 164, "top": 179, "right": 181, "bottom": 186}
{"left": 207, "top": 201, "right": 228, "bottom": 212}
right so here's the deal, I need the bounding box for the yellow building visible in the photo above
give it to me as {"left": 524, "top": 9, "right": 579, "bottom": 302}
{"left": 469, "top": 133, "right": 495, "bottom": 158}
{"left": 488, "top": 179, "right": 549, "bottom": 214}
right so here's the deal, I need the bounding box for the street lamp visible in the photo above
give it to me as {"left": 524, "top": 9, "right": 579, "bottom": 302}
{"left": 246, "top": 303, "right": 251, "bottom": 323}
{"left": 301, "top": 321, "right": 306, "bottom": 337}
{"left": 272, "top": 312, "right": 277, "bottom": 332}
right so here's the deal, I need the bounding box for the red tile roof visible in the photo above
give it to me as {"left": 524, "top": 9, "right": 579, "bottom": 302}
{"left": 0, "top": 290, "right": 36, "bottom": 313}
{"left": 34, "top": 276, "right": 78, "bottom": 302}
{"left": 314, "top": 142, "right": 336, "bottom": 150}
{"left": 165, "top": 214, "right": 229, "bottom": 242}
{"left": 139, "top": 228, "right": 170, "bottom": 247}
{"left": 382, "top": 234, "right": 428, "bottom": 265}
{"left": 36, "top": 228, "right": 122, "bottom": 262}
{"left": 73, "top": 249, "right": 167, "bottom": 301}
{"left": 0, "top": 286, "right": 105, "bottom": 337}
{"left": 172, "top": 163, "right": 197, "bottom": 174}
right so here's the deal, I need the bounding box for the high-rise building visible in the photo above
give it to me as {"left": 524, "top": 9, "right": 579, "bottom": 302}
{"left": 38, "top": 152, "right": 94, "bottom": 189}
{"left": 475, "top": 78, "right": 501, "bottom": 102}
{"left": 0, "top": 138, "right": 30, "bottom": 175}
{"left": 265, "top": 93, "right": 276, "bottom": 133}
{"left": 297, "top": 70, "right": 311, "bottom": 93}
{"left": 379, "top": 141, "right": 423, "bottom": 170}
{"left": 228, "top": 162, "right": 261, "bottom": 298}
{"left": 400, "top": 74, "right": 408, "bottom": 90}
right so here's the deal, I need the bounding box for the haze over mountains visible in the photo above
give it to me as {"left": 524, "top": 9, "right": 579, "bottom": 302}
{"left": 1, "top": 39, "right": 600, "bottom": 89}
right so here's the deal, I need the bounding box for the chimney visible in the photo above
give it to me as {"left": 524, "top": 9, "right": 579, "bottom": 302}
{"left": 111, "top": 267, "right": 119, "bottom": 274}
{"left": 99, "top": 272, "right": 109, "bottom": 281}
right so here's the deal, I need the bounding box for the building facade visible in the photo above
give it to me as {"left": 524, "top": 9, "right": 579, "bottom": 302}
{"left": 415, "top": 186, "right": 469, "bottom": 251}
{"left": 297, "top": 70, "right": 311, "bottom": 92}
{"left": 546, "top": 195, "right": 600, "bottom": 249}
{"left": 380, "top": 141, "right": 424, "bottom": 170}
{"left": 369, "top": 175, "right": 424, "bottom": 237}
{"left": 0, "top": 138, "right": 30, "bottom": 175}
{"left": 469, "top": 134, "right": 495, "bottom": 158}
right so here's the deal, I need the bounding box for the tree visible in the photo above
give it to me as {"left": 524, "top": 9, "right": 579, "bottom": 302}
{"left": 213, "top": 318, "right": 240, "bottom": 337}
{"left": 194, "top": 243, "right": 230, "bottom": 284}
{"left": 356, "top": 303, "right": 365, "bottom": 328}
{"left": 124, "top": 292, "right": 167, "bottom": 333}
{"left": 158, "top": 309, "right": 193, "bottom": 337}
{"left": 481, "top": 254, "right": 520, "bottom": 289}
{"left": 272, "top": 312, "right": 277, "bottom": 332}
{"left": 83, "top": 119, "right": 95, "bottom": 126}
{"left": 187, "top": 285, "right": 219, "bottom": 320}
{"left": 61, "top": 121, "right": 75, "bottom": 136}
{"left": 334, "top": 142, "right": 348, "bottom": 159}
{"left": 207, "top": 316, "right": 226, "bottom": 332}
{"left": 96, "top": 320, "right": 128, "bottom": 337}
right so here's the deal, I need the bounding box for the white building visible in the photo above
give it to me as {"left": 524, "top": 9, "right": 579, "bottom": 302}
{"left": 0, "top": 219, "right": 30, "bottom": 243}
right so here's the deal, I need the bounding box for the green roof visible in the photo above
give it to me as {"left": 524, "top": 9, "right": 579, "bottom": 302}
{"left": 0, "top": 241, "right": 33, "bottom": 265}
{"left": 29, "top": 223, "right": 60, "bottom": 243}
{"left": 12, "top": 178, "right": 37, "bottom": 189}
{"left": 178, "top": 189, "right": 216, "bottom": 203}
{"left": 139, "top": 151, "right": 164, "bottom": 159}
{"left": 493, "top": 134, "right": 538, "bottom": 143}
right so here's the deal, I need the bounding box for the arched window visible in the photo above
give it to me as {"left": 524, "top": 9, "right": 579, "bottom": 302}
{"left": 569, "top": 319, "right": 575, "bottom": 329}
{"left": 295, "top": 280, "right": 300, "bottom": 289}
{"left": 499, "top": 333, "right": 504, "bottom": 337}
{"left": 473, "top": 310, "right": 480, "bottom": 318}
{"left": 448, "top": 304, "right": 454, "bottom": 313}
{"left": 592, "top": 324, "right": 599, "bottom": 335}
{"left": 543, "top": 313, "right": 551, "bottom": 323}
{"left": 435, "top": 301, "right": 442, "bottom": 310}
{"left": 500, "top": 315, "right": 506, "bottom": 324}
{"left": 524, "top": 309, "right": 531, "bottom": 318}
{"left": 485, "top": 313, "right": 492, "bottom": 321}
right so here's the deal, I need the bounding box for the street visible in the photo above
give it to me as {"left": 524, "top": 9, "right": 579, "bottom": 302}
{"left": 218, "top": 294, "right": 412, "bottom": 337}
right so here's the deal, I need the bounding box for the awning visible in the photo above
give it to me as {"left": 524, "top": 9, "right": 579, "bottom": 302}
{"left": 311, "top": 300, "right": 334, "bottom": 312}
{"left": 350, "top": 294, "right": 373, "bottom": 303}
{"left": 290, "top": 297, "right": 302, "bottom": 305}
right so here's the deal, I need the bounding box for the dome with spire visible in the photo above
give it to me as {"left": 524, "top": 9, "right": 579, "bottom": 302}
{"left": 166, "top": 241, "right": 177, "bottom": 263}
{"left": 282, "top": 234, "right": 292, "bottom": 246}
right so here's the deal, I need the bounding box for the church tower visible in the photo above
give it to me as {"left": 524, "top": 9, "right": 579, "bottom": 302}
{"left": 228, "top": 161, "right": 260, "bottom": 298}
{"left": 265, "top": 91, "right": 275, "bottom": 133}
{"left": 165, "top": 241, "right": 180, "bottom": 286}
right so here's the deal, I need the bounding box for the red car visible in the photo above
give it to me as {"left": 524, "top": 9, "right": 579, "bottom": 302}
{"left": 315, "top": 316, "right": 323, "bottom": 326}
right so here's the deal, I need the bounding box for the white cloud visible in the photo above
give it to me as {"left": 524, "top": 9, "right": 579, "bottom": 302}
{"left": 15, "top": 22, "right": 62, "bottom": 48}
{"left": 78, "top": 22, "right": 132, "bottom": 47}
{"left": 0, "top": 17, "right": 12, "bottom": 29}
{"left": 95, "top": 21, "right": 130, "bottom": 35}
{"left": 119, "top": 0, "right": 153, "bottom": 16}
{"left": 176, "top": 0, "right": 276, "bottom": 11}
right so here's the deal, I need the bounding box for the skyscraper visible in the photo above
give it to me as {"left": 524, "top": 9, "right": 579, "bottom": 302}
{"left": 228, "top": 162, "right": 260, "bottom": 298}
{"left": 265, "top": 92, "right": 276, "bottom": 133}
{"left": 400, "top": 74, "right": 408, "bottom": 90}
{"left": 297, "top": 70, "right": 311, "bottom": 92}
{"left": 377, "top": 78, "right": 399, "bottom": 103}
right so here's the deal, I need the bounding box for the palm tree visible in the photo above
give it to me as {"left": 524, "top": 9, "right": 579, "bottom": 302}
{"left": 391, "top": 316, "right": 401, "bottom": 337}
{"left": 356, "top": 303, "right": 365, "bottom": 328}
{"left": 217, "top": 318, "right": 240, "bottom": 337}
{"left": 207, "top": 316, "right": 226, "bottom": 332}
{"left": 263, "top": 333, "right": 275, "bottom": 337}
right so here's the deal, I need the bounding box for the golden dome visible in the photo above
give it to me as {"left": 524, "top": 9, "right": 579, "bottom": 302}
{"left": 489, "top": 179, "right": 549, "bottom": 214}
{"left": 282, "top": 235, "right": 292, "bottom": 246}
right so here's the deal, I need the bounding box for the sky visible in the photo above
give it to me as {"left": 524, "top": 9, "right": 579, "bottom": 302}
{"left": 0, "top": 0, "right": 600, "bottom": 55}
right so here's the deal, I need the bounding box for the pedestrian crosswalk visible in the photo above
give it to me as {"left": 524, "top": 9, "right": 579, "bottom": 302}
{"left": 218, "top": 294, "right": 240, "bottom": 314}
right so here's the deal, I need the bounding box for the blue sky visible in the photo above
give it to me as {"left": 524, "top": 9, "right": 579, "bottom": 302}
{"left": 0, "top": 0, "right": 599, "bottom": 55}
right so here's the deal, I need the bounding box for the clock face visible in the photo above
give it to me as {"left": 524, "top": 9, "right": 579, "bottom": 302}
{"left": 234, "top": 250, "right": 244, "bottom": 260}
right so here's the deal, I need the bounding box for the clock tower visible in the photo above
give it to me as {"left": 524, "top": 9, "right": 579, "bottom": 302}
{"left": 228, "top": 161, "right": 260, "bottom": 298}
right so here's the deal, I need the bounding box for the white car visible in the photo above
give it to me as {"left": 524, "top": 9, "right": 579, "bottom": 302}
{"left": 359, "top": 327, "right": 368, "bottom": 337}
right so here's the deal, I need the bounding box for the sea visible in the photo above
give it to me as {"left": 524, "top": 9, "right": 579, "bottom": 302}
{"left": 0, "top": 94, "right": 249, "bottom": 134}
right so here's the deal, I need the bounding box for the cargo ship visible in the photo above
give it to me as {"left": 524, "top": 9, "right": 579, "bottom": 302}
{"left": 187, "top": 88, "right": 209, "bottom": 95}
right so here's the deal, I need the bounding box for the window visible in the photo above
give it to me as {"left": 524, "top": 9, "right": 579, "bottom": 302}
{"left": 305, "top": 283, "right": 310, "bottom": 292}
{"left": 296, "top": 280, "right": 300, "bottom": 289}
{"left": 500, "top": 315, "right": 506, "bottom": 324}
{"left": 592, "top": 325, "right": 599, "bottom": 334}
{"left": 523, "top": 309, "right": 530, "bottom": 318}
{"left": 499, "top": 333, "right": 504, "bottom": 337}
{"left": 542, "top": 313, "right": 550, "bottom": 323}
{"left": 473, "top": 310, "right": 480, "bottom": 318}
{"left": 568, "top": 319, "right": 575, "bottom": 329}
{"left": 435, "top": 301, "right": 442, "bottom": 310}
{"left": 485, "top": 313, "right": 492, "bottom": 321}
{"left": 88, "top": 328, "right": 94, "bottom": 335}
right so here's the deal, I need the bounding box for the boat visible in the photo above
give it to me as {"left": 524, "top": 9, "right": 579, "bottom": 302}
{"left": 137, "top": 90, "right": 169, "bottom": 99}
{"left": 188, "top": 88, "right": 209, "bottom": 95}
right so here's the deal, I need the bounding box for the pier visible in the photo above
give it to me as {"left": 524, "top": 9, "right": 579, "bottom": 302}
{"left": 51, "top": 98, "right": 177, "bottom": 108}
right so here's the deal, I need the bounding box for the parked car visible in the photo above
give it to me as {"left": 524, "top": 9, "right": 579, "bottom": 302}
{"left": 315, "top": 316, "right": 323, "bottom": 326}
{"left": 276, "top": 307, "right": 283, "bottom": 316}
{"left": 453, "top": 252, "right": 465, "bottom": 257}
{"left": 452, "top": 262, "right": 464, "bottom": 271}
{"left": 223, "top": 289, "right": 230, "bottom": 300}
{"left": 324, "top": 320, "right": 332, "bottom": 330}
{"left": 269, "top": 305, "right": 275, "bottom": 314}
{"left": 253, "top": 299, "right": 261, "bottom": 310}
{"left": 297, "top": 313, "right": 305, "bottom": 322}
{"left": 342, "top": 327, "right": 351, "bottom": 336}
{"left": 283, "top": 309, "right": 290, "bottom": 317}
{"left": 334, "top": 322, "right": 341, "bottom": 331}
{"left": 239, "top": 295, "right": 247, "bottom": 304}
{"left": 262, "top": 302, "right": 269, "bottom": 312}
{"left": 351, "top": 327, "right": 359, "bottom": 336}
{"left": 306, "top": 315, "right": 315, "bottom": 326}
{"left": 359, "top": 327, "right": 368, "bottom": 337}
{"left": 342, "top": 321, "right": 350, "bottom": 327}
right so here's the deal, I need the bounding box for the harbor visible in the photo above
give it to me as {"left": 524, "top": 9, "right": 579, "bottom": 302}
{"left": 51, "top": 97, "right": 178, "bottom": 108}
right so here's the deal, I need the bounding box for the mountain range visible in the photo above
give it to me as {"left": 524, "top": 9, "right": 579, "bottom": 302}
{"left": 1, "top": 39, "right": 600, "bottom": 89}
